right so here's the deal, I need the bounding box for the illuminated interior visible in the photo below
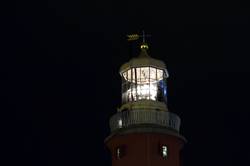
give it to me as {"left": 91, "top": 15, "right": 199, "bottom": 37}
{"left": 121, "top": 67, "right": 167, "bottom": 103}
{"left": 161, "top": 145, "right": 168, "bottom": 158}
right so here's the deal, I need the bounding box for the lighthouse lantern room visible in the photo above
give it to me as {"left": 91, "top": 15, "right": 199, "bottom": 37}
{"left": 105, "top": 33, "right": 186, "bottom": 166}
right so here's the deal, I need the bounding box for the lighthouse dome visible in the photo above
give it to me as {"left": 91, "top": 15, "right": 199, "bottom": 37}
{"left": 120, "top": 43, "right": 168, "bottom": 74}
{"left": 119, "top": 43, "right": 169, "bottom": 112}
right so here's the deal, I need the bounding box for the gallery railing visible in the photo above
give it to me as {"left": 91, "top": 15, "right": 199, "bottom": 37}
{"left": 109, "top": 110, "right": 181, "bottom": 132}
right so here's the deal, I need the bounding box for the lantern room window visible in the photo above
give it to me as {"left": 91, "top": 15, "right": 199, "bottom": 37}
{"left": 121, "top": 67, "right": 168, "bottom": 104}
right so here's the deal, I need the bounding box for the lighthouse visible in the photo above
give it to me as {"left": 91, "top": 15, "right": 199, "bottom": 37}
{"left": 105, "top": 33, "right": 186, "bottom": 166}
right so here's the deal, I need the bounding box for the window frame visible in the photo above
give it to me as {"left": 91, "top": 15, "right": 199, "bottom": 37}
{"left": 115, "top": 145, "right": 126, "bottom": 159}
{"left": 159, "top": 144, "right": 168, "bottom": 159}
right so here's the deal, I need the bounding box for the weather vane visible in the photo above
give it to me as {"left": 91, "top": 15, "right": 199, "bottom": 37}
{"left": 127, "top": 30, "right": 151, "bottom": 42}
{"left": 127, "top": 30, "right": 151, "bottom": 49}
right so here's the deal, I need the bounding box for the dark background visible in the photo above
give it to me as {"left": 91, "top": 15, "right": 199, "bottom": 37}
{"left": 1, "top": 0, "right": 250, "bottom": 165}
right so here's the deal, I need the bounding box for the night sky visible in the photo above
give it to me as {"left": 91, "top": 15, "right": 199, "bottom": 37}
{"left": 1, "top": 1, "right": 250, "bottom": 165}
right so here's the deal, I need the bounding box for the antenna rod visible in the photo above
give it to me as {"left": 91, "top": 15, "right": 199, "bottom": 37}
{"left": 142, "top": 30, "right": 145, "bottom": 43}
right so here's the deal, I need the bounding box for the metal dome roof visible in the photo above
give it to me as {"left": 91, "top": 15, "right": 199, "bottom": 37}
{"left": 119, "top": 43, "right": 167, "bottom": 73}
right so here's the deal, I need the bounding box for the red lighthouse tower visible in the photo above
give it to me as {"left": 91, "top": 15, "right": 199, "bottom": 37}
{"left": 105, "top": 34, "right": 186, "bottom": 166}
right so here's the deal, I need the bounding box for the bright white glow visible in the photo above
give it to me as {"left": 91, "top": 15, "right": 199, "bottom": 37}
{"left": 122, "top": 67, "right": 166, "bottom": 102}
{"left": 162, "top": 145, "right": 168, "bottom": 158}
{"left": 116, "top": 148, "right": 121, "bottom": 158}
{"left": 118, "top": 119, "right": 123, "bottom": 128}
{"left": 123, "top": 67, "right": 163, "bottom": 83}
{"left": 127, "top": 84, "right": 157, "bottom": 100}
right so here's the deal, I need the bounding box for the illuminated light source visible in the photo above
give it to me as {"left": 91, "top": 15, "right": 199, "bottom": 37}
{"left": 118, "top": 119, "right": 123, "bottom": 128}
{"left": 117, "top": 148, "right": 120, "bottom": 158}
{"left": 126, "top": 84, "right": 157, "bottom": 100}
{"left": 121, "top": 67, "right": 167, "bottom": 103}
{"left": 122, "top": 67, "right": 164, "bottom": 82}
{"left": 161, "top": 145, "right": 168, "bottom": 158}
{"left": 116, "top": 145, "right": 126, "bottom": 159}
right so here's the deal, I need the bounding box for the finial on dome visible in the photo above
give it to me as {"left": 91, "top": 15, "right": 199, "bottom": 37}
{"left": 127, "top": 30, "right": 151, "bottom": 56}
{"left": 140, "top": 42, "right": 149, "bottom": 50}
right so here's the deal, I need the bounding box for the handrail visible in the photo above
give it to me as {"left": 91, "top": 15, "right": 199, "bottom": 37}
{"left": 109, "top": 110, "right": 181, "bottom": 132}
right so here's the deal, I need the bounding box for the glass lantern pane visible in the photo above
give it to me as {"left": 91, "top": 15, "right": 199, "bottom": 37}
{"left": 139, "top": 67, "right": 150, "bottom": 84}
{"left": 121, "top": 67, "right": 168, "bottom": 104}
{"left": 122, "top": 72, "right": 127, "bottom": 79}
{"left": 149, "top": 67, "right": 157, "bottom": 81}
{"left": 126, "top": 69, "right": 132, "bottom": 82}
{"left": 156, "top": 69, "right": 163, "bottom": 80}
